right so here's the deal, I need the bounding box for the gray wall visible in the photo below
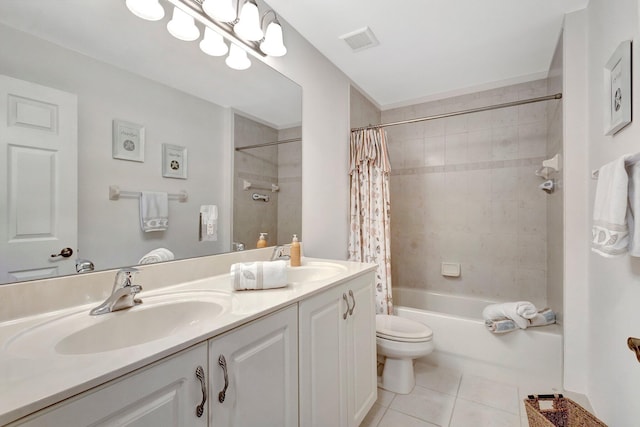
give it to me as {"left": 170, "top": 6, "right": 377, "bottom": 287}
{"left": 0, "top": 23, "right": 229, "bottom": 270}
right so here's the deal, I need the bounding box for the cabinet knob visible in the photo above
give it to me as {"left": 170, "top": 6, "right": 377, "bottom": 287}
{"left": 195, "top": 366, "right": 207, "bottom": 418}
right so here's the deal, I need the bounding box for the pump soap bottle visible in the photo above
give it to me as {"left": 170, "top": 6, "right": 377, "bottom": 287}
{"left": 290, "top": 234, "right": 301, "bottom": 267}
{"left": 256, "top": 232, "right": 268, "bottom": 248}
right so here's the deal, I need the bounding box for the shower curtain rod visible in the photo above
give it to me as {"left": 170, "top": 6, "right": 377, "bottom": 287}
{"left": 351, "top": 93, "right": 562, "bottom": 132}
{"left": 235, "top": 137, "right": 302, "bottom": 151}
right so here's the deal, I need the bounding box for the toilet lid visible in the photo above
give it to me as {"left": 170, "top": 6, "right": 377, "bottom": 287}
{"left": 376, "top": 315, "right": 433, "bottom": 342}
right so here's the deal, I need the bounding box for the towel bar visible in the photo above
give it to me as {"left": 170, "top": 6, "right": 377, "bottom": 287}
{"left": 109, "top": 185, "right": 188, "bottom": 202}
{"left": 242, "top": 179, "right": 279, "bottom": 192}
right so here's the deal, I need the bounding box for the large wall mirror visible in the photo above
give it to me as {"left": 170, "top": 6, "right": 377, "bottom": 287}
{"left": 0, "top": 0, "right": 302, "bottom": 285}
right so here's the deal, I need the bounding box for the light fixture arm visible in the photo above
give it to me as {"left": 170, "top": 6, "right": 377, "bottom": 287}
{"left": 167, "top": 0, "right": 266, "bottom": 57}
{"left": 260, "top": 9, "right": 279, "bottom": 32}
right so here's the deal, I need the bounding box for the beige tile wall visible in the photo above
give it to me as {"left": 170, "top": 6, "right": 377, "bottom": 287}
{"left": 233, "top": 115, "right": 302, "bottom": 249}
{"left": 546, "top": 39, "right": 564, "bottom": 320}
{"left": 233, "top": 114, "right": 279, "bottom": 249}
{"left": 277, "top": 126, "right": 302, "bottom": 244}
{"left": 383, "top": 80, "right": 552, "bottom": 306}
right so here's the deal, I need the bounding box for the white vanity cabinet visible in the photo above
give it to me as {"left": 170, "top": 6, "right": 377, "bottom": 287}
{"left": 298, "top": 272, "right": 377, "bottom": 427}
{"left": 11, "top": 342, "right": 209, "bottom": 427}
{"left": 208, "top": 305, "right": 298, "bottom": 427}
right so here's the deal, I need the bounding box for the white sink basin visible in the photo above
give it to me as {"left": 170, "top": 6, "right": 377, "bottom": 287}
{"left": 5, "top": 291, "right": 230, "bottom": 355}
{"left": 287, "top": 262, "right": 348, "bottom": 284}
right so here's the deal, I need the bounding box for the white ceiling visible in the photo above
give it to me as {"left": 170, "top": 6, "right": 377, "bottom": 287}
{"left": 268, "top": 0, "right": 589, "bottom": 109}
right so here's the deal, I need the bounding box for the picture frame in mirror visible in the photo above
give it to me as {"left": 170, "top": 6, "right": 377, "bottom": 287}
{"left": 162, "top": 143, "right": 188, "bottom": 179}
{"left": 112, "top": 119, "right": 145, "bottom": 162}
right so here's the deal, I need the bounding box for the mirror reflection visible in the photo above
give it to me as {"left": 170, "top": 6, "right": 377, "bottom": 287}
{"left": 0, "top": 0, "right": 302, "bottom": 285}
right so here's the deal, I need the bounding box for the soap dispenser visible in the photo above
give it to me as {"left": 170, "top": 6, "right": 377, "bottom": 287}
{"left": 256, "top": 232, "right": 268, "bottom": 248}
{"left": 290, "top": 234, "right": 301, "bottom": 267}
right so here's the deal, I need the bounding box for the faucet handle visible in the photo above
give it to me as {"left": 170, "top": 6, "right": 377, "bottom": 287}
{"left": 113, "top": 267, "right": 140, "bottom": 289}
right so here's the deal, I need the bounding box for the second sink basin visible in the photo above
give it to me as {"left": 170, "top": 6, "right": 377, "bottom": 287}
{"left": 4, "top": 290, "right": 231, "bottom": 356}
{"left": 287, "top": 262, "right": 348, "bottom": 284}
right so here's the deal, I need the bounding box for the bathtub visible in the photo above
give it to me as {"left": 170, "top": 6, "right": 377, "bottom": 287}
{"left": 394, "top": 288, "right": 563, "bottom": 386}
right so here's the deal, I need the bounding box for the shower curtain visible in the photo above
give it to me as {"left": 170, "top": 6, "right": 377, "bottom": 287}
{"left": 348, "top": 128, "right": 393, "bottom": 315}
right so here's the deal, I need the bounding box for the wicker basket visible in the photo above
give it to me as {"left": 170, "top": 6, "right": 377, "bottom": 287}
{"left": 524, "top": 394, "right": 607, "bottom": 427}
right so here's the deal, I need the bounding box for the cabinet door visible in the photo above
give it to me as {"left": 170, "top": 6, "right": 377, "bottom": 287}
{"left": 13, "top": 343, "right": 208, "bottom": 427}
{"left": 345, "top": 273, "right": 377, "bottom": 427}
{"left": 299, "top": 285, "right": 349, "bottom": 427}
{"left": 209, "top": 305, "right": 298, "bottom": 427}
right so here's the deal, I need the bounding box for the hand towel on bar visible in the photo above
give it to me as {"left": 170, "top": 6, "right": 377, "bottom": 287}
{"left": 628, "top": 162, "right": 640, "bottom": 256}
{"left": 485, "top": 318, "right": 517, "bottom": 334}
{"left": 140, "top": 191, "right": 168, "bottom": 232}
{"left": 230, "top": 260, "right": 287, "bottom": 290}
{"left": 139, "top": 248, "right": 174, "bottom": 264}
{"left": 590, "top": 153, "right": 640, "bottom": 257}
{"left": 482, "top": 301, "right": 538, "bottom": 329}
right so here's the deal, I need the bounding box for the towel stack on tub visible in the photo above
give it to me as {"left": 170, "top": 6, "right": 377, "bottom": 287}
{"left": 483, "top": 301, "right": 556, "bottom": 334}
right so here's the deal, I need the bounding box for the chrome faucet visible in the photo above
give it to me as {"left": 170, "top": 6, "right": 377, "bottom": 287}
{"left": 90, "top": 267, "right": 143, "bottom": 316}
{"left": 270, "top": 245, "right": 290, "bottom": 261}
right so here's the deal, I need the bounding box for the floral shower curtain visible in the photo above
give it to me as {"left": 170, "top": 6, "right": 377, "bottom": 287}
{"left": 348, "top": 128, "right": 393, "bottom": 315}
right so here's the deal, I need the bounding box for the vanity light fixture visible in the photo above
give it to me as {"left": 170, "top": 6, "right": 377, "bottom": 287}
{"left": 126, "top": 0, "right": 165, "bottom": 21}
{"left": 125, "top": 0, "right": 287, "bottom": 72}
{"left": 201, "top": 0, "right": 236, "bottom": 22}
{"left": 200, "top": 27, "right": 229, "bottom": 56}
{"left": 167, "top": 6, "right": 201, "bottom": 41}
{"left": 260, "top": 11, "right": 286, "bottom": 57}
{"left": 225, "top": 43, "right": 251, "bottom": 70}
{"left": 233, "top": 0, "right": 263, "bottom": 41}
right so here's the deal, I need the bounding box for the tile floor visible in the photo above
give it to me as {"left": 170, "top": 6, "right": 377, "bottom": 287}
{"left": 361, "top": 362, "right": 588, "bottom": 427}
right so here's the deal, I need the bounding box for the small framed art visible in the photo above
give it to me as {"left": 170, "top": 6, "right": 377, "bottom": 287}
{"left": 162, "top": 143, "right": 188, "bottom": 179}
{"left": 604, "top": 40, "right": 632, "bottom": 135}
{"left": 112, "top": 119, "right": 145, "bottom": 162}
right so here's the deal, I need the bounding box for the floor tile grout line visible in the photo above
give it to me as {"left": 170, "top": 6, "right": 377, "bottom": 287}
{"left": 374, "top": 405, "right": 391, "bottom": 427}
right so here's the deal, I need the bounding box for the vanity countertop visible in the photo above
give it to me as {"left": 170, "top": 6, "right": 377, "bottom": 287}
{"left": 0, "top": 257, "right": 375, "bottom": 426}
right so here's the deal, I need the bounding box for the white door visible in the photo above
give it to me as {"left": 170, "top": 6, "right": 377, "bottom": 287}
{"left": 0, "top": 75, "right": 78, "bottom": 283}
{"left": 209, "top": 305, "right": 298, "bottom": 427}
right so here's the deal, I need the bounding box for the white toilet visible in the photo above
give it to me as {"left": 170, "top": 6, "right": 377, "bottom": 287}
{"left": 376, "top": 314, "right": 434, "bottom": 394}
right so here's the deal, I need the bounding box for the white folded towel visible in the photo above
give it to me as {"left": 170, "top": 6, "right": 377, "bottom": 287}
{"left": 628, "top": 162, "right": 640, "bottom": 256}
{"left": 485, "top": 308, "right": 556, "bottom": 334}
{"left": 482, "top": 301, "right": 538, "bottom": 329}
{"left": 139, "top": 248, "right": 175, "bottom": 264}
{"left": 140, "top": 191, "right": 168, "bottom": 232}
{"left": 485, "top": 318, "right": 517, "bottom": 334}
{"left": 529, "top": 308, "right": 556, "bottom": 327}
{"left": 230, "top": 260, "right": 287, "bottom": 291}
{"left": 591, "top": 153, "right": 640, "bottom": 257}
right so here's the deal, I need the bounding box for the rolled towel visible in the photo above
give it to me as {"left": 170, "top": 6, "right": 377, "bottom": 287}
{"left": 231, "top": 260, "right": 287, "bottom": 291}
{"left": 485, "top": 318, "right": 517, "bottom": 334}
{"left": 529, "top": 308, "right": 556, "bottom": 327}
{"left": 482, "top": 301, "right": 538, "bottom": 329}
{"left": 139, "top": 248, "right": 174, "bottom": 264}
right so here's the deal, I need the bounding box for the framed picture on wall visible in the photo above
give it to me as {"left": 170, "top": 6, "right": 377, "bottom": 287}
{"left": 604, "top": 40, "right": 632, "bottom": 136}
{"left": 162, "top": 143, "right": 188, "bottom": 179}
{"left": 112, "top": 119, "right": 145, "bottom": 162}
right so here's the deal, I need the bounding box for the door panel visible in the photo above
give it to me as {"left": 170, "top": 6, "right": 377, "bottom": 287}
{"left": 0, "top": 75, "right": 77, "bottom": 282}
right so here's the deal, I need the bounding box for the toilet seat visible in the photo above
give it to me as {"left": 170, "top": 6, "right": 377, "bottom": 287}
{"left": 376, "top": 314, "right": 433, "bottom": 343}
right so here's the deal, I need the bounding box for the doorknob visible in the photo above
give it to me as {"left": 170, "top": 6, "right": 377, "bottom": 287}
{"left": 50, "top": 247, "right": 73, "bottom": 258}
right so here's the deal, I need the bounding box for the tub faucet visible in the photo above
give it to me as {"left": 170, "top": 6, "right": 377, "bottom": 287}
{"left": 90, "top": 267, "right": 143, "bottom": 316}
{"left": 270, "top": 245, "right": 290, "bottom": 261}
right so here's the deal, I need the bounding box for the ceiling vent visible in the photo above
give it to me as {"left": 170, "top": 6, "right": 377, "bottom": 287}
{"left": 339, "top": 27, "right": 379, "bottom": 52}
